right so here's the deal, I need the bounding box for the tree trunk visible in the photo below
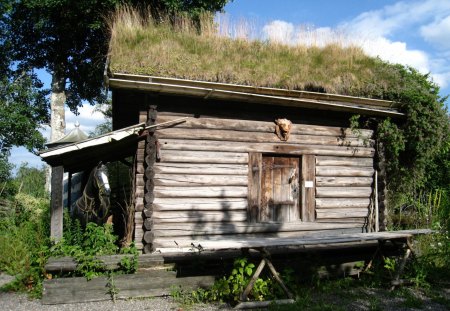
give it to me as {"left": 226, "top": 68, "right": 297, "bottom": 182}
{"left": 50, "top": 67, "right": 67, "bottom": 142}
{"left": 45, "top": 66, "right": 67, "bottom": 193}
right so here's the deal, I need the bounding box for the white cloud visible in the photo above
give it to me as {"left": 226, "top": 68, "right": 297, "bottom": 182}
{"left": 345, "top": 0, "right": 450, "bottom": 38}
{"left": 65, "top": 104, "right": 106, "bottom": 135}
{"left": 358, "top": 37, "right": 430, "bottom": 74}
{"left": 263, "top": 20, "right": 294, "bottom": 45}
{"left": 261, "top": 0, "right": 450, "bottom": 89}
{"left": 420, "top": 15, "right": 450, "bottom": 50}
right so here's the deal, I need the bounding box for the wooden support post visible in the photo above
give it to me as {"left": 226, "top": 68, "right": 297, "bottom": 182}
{"left": 240, "top": 258, "right": 266, "bottom": 302}
{"left": 67, "top": 171, "right": 72, "bottom": 208}
{"left": 264, "top": 258, "right": 294, "bottom": 299}
{"left": 391, "top": 237, "right": 414, "bottom": 290}
{"left": 50, "top": 165, "right": 64, "bottom": 241}
{"left": 240, "top": 248, "right": 293, "bottom": 302}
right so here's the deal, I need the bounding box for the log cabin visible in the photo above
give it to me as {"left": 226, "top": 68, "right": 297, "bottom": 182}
{"left": 40, "top": 16, "right": 432, "bottom": 257}
{"left": 105, "top": 74, "right": 403, "bottom": 253}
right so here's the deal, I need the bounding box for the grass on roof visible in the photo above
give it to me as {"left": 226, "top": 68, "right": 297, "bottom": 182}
{"left": 108, "top": 6, "right": 405, "bottom": 98}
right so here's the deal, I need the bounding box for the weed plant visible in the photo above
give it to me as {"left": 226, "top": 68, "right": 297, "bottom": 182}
{"left": 0, "top": 190, "right": 50, "bottom": 297}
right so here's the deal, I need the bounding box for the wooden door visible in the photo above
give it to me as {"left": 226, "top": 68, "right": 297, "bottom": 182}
{"left": 261, "top": 156, "right": 300, "bottom": 222}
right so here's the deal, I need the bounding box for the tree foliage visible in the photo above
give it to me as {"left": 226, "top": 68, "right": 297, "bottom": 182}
{"left": 6, "top": 0, "right": 230, "bottom": 112}
{"left": 379, "top": 66, "right": 449, "bottom": 192}
{"left": 0, "top": 1, "right": 49, "bottom": 184}
{"left": 353, "top": 64, "right": 449, "bottom": 205}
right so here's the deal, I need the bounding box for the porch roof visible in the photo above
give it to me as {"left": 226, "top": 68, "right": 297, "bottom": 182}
{"left": 39, "top": 122, "right": 146, "bottom": 172}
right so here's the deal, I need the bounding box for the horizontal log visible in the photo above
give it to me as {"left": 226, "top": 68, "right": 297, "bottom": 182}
{"left": 316, "top": 198, "right": 371, "bottom": 209}
{"left": 136, "top": 174, "right": 145, "bottom": 187}
{"left": 150, "top": 222, "right": 363, "bottom": 237}
{"left": 157, "top": 115, "right": 373, "bottom": 138}
{"left": 42, "top": 271, "right": 214, "bottom": 304}
{"left": 154, "top": 186, "right": 248, "bottom": 198}
{"left": 149, "top": 211, "right": 247, "bottom": 224}
{"left": 151, "top": 229, "right": 432, "bottom": 252}
{"left": 154, "top": 163, "right": 248, "bottom": 175}
{"left": 316, "top": 187, "right": 372, "bottom": 198}
{"left": 153, "top": 198, "right": 248, "bottom": 211}
{"left": 45, "top": 254, "right": 165, "bottom": 273}
{"left": 316, "top": 208, "right": 369, "bottom": 219}
{"left": 149, "top": 228, "right": 364, "bottom": 242}
{"left": 136, "top": 163, "right": 145, "bottom": 174}
{"left": 154, "top": 174, "right": 247, "bottom": 187}
{"left": 315, "top": 177, "right": 373, "bottom": 187}
{"left": 316, "top": 156, "right": 373, "bottom": 167}
{"left": 160, "top": 150, "right": 248, "bottom": 164}
{"left": 316, "top": 218, "right": 368, "bottom": 224}
{"left": 316, "top": 166, "right": 374, "bottom": 177}
{"left": 159, "top": 139, "right": 375, "bottom": 157}
{"left": 158, "top": 127, "right": 372, "bottom": 147}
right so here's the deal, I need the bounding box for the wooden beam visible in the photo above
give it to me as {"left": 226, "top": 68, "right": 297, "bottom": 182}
{"left": 154, "top": 163, "right": 248, "bottom": 175}
{"left": 315, "top": 156, "right": 373, "bottom": 166}
{"left": 316, "top": 166, "right": 374, "bottom": 177}
{"left": 315, "top": 177, "right": 373, "bottom": 187}
{"left": 302, "top": 155, "right": 315, "bottom": 222}
{"left": 50, "top": 166, "right": 64, "bottom": 241}
{"left": 158, "top": 127, "right": 372, "bottom": 147}
{"left": 316, "top": 187, "right": 372, "bottom": 198}
{"left": 157, "top": 115, "right": 374, "bottom": 138}
{"left": 159, "top": 139, "right": 375, "bottom": 157}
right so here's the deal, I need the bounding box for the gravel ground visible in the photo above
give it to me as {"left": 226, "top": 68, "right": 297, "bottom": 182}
{"left": 0, "top": 272, "right": 231, "bottom": 311}
{"left": 1, "top": 273, "right": 449, "bottom": 311}
{"left": 0, "top": 292, "right": 234, "bottom": 311}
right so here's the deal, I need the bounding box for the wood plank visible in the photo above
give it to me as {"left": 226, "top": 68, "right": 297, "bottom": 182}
{"left": 316, "top": 156, "right": 373, "bottom": 167}
{"left": 45, "top": 254, "right": 165, "bottom": 273}
{"left": 157, "top": 115, "right": 373, "bottom": 138}
{"left": 316, "top": 177, "right": 373, "bottom": 187}
{"left": 151, "top": 210, "right": 247, "bottom": 223}
{"left": 302, "top": 155, "right": 315, "bottom": 222}
{"left": 158, "top": 127, "right": 372, "bottom": 147}
{"left": 316, "top": 166, "right": 374, "bottom": 177}
{"left": 159, "top": 139, "right": 375, "bottom": 157}
{"left": 160, "top": 150, "right": 248, "bottom": 164}
{"left": 316, "top": 198, "right": 371, "bottom": 209}
{"left": 153, "top": 198, "right": 248, "bottom": 211}
{"left": 151, "top": 222, "right": 363, "bottom": 237}
{"left": 50, "top": 166, "right": 64, "bottom": 241}
{"left": 154, "top": 174, "right": 248, "bottom": 186}
{"left": 316, "top": 208, "right": 369, "bottom": 219}
{"left": 316, "top": 187, "right": 372, "bottom": 198}
{"left": 154, "top": 163, "right": 248, "bottom": 175}
{"left": 261, "top": 156, "right": 273, "bottom": 221}
{"left": 248, "top": 153, "right": 262, "bottom": 223}
{"left": 152, "top": 229, "right": 432, "bottom": 252}
{"left": 154, "top": 186, "right": 248, "bottom": 198}
{"left": 42, "top": 271, "right": 214, "bottom": 304}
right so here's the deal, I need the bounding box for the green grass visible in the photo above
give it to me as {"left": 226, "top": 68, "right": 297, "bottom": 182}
{"left": 108, "top": 6, "right": 410, "bottom": 99}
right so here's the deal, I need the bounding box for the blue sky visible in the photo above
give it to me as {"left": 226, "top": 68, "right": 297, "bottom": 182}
{"left": 9, "top": 0, "right": 450, "bottom": 171}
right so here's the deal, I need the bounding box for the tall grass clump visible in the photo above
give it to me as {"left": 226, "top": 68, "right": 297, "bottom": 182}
{"left": 108, "top": 5, "right": 405, "bottom": 97}
{"left": 0, "top": 165, "right": 50, "bottom": 297}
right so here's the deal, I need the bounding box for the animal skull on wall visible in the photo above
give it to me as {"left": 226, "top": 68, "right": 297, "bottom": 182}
{"left": 275, "top": 118, "right": 292, "bottom": 141}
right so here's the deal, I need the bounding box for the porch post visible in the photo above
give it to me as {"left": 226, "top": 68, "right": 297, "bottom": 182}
{"left": 50, "top": 165, "right": 64, "bottom": 241}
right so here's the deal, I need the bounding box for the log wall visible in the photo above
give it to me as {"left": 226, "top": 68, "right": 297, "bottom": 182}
{"left": 142, "top": 113, "right": 375, "bottom": 251}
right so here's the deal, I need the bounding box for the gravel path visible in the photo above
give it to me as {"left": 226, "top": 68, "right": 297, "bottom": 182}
{"left": 0, "top": 292, "right": 233, "bottom": 311}
{"left": 1, "top": 273, "right": 449, "bottom": 310}
{"left": 0, "top": 273, "right": 231, "bottom": 311}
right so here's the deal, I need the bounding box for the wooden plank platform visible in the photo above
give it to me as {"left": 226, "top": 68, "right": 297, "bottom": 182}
{"left": 42, "top": 270, "right": 214, "bottom": 305}
{"left": 45, "top": 254, "right": 164, "bottom": 273}
{"left": 156, "top": 229, "right": 432, "bottom": 253}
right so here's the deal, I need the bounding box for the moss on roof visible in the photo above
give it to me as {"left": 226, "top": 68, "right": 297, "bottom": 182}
{"left": 108, "top": 8, "right": 409, "bottom": 99}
